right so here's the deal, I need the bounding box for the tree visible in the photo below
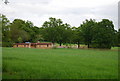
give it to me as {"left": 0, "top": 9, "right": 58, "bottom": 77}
{"left": 72, "top": 27, "right": 83, "bottom": 48}
{"left": 2, "top": 16, "right": 43, "bottom": 45}
{"left": 1, "top": 14, "right": 12, "bottom": 47}
{"left": 9, "top": 19, "right": 30, "bottom": 43}
{"left": 92, "top": 19, "right": 115, "bottom": 49}
{"left": 117, "top": 29, "right": 120, "bottom": 46}
{"left": 42, "top": 17, "right": 63, "bottom": 45}
{"left": 42, "top": 17, "right": 73, "bottom": 46}
{"left": 42, "top": 21, "right": 56, "bottom": 44}
{"left": 80, "top": 19, "right": 96, "bottom": 48}
{"left": 112, "top": 30, "right": 118, "bottom": 47}
{"left": 31, "top": 26, "right": 44, "bottom": 42}
{"left": 56, "top": 23, "right": 73, "bottom": 46}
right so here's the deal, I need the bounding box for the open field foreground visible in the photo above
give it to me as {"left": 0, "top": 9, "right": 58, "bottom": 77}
{"left": 2, "top": 47, "right": 118, "bottom": 79}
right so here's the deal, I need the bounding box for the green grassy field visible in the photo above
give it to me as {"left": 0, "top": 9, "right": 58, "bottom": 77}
{"left": 2, "top": 47, "right": 118, "bottom": 79}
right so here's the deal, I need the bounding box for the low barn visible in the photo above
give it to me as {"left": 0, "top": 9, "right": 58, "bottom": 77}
{"left": 13, "top": 43, "right": 53, "bottom": 49}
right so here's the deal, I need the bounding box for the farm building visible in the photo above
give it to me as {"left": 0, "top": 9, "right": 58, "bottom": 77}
{"left": 13, "top": 43, "right": 53, "bottom": 48}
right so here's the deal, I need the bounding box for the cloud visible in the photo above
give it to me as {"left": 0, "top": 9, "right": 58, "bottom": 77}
{"left": 0, "top": 0, "right": 119, "bottom": 30}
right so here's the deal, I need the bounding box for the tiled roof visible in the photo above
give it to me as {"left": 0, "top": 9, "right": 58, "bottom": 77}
{"left": 14, "top": 43, "right": 52, "bottom": 45}
{"left": 14, "top": 43, "right": 29, "bottom": 45}
{"left": 36, "top": 43, "right": 52, "bottom": 45}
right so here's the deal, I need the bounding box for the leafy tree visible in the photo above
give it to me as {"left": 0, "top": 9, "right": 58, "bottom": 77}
{"left": 42, "top": 17, "right": 73, "bottom": 46}
{"left": 1, "top": 14, "right": 12, "bottom": 47}
{"left": 118, "top": 29, "right": 120, "bottom": 46}
{"left": 56, "top": 23, "right": 73, "bottom": 46}
{"left": 42, "top": 21, "right": 56, "bottom": 44}
{"left": 92, "top": 19, "right": 115, "bottom": 49}
{"left": 9, "top": 19, "right": 43, "bottom": 43}
{"left": 31, "top": 26, "right": 44, "bottom": 42}
{"left": 23, "top": 20, "right": 35, "bottom": 42}
{"left": 72, "top": 27, "right": 83, "bottom": 48}
{"left": 18, "top": 37, "right": 22, "bottom": 43}
{"left": 80, "top": 19, "right": 96, "bottom": 48}
{"left": 112, "top": 30, "right": 118, "bottom": 47}
{"left": 42, "top": 17, "right": 63, "bottom": 45}
{"left": 9, "top": 19, "right": 30, "bottom": 43}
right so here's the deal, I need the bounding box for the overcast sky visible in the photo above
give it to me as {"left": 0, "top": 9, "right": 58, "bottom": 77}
{"left": 0, "top": 0, "right": 119, "bottom": 30}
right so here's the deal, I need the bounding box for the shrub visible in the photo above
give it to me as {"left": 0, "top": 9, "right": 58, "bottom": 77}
{"left": 2, "top": 42, "right": 13, "bottom": 47}
{"left": 52, "top": 46, "right": 57, "bottom": 49}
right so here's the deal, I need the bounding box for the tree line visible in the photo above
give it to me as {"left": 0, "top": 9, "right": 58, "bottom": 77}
{"left": 1, "top": 14, "right": 120, "bottom": 49}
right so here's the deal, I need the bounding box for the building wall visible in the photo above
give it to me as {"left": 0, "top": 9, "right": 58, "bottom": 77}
{"left": 18, "top": 45, "right": 25, "bottom": 48}
{"left": 13, "top": 44, "right": 53, "bottom": 49}
{"left": 31, "top": 45, "right": 36, "bottom": 48}
{"left": 13, "top": 45, "right": 17, "bottom": 48}
{"left": 13, "top": 45, "right": 29, "bottom": 48}
{"left": 36, "top": 45, "right": 52, "bottom": 48}
{"left": 25, "top": 45, "right": 29, "bottom": 48}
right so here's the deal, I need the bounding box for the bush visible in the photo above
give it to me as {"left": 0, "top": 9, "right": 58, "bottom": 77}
{"left": 91, "top": 43, "right": 111, "bottom": 49}
{"left": 52, "top": 46, "right": 57, "bottom": 49}
{"left": 2, "top": 42, "right": 13, "bottom": 47}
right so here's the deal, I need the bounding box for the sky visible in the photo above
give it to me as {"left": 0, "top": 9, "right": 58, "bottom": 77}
{"left": 118, "top": 1, "right": 120, "bottom": 29}
{"left": 0, "top": 0, "right": 119, "bottom": 30}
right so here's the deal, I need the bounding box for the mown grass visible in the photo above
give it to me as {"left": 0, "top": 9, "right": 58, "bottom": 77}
{"left": 111, "top": 47, "right": 120, "bottom": 50}
{"left": 2, "top": 47, "right": 118, "bottom": 79}
{"left": 0, "top": 47, "right": 2, "bottom": 80}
